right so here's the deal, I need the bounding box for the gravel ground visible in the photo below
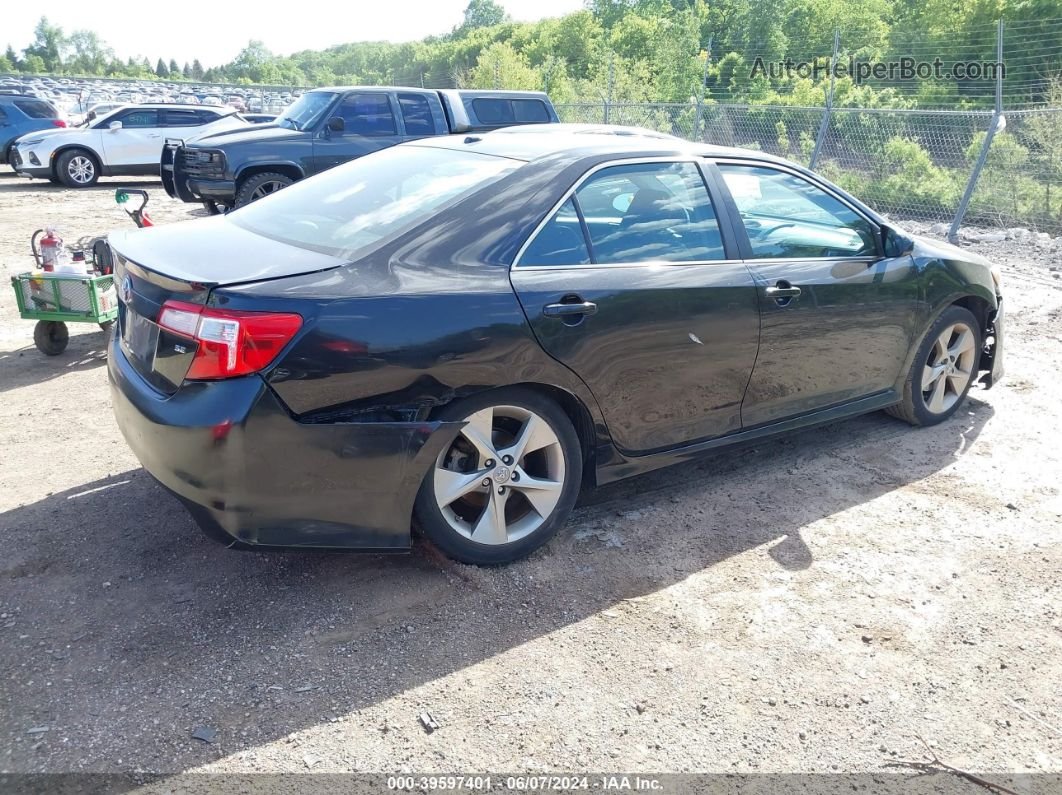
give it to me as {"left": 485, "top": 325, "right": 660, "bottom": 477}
{"left": 0, "top": 173, "right": 1060, "bottom": 788}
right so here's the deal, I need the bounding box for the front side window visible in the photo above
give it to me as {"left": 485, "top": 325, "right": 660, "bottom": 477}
{"left": 117, "top": 110, "right": 159, "bottom": 128}
{"left": 229, "top": 145, "right": 521, "bottom": 259}
{"left": 574, "top": 162, "right": 725, "bottom": 264}
{"left": 337, "top": 93, "right": 397, "bottom": 136}
{"left": 718, "top": 164, "right": 877, "bottom": 259}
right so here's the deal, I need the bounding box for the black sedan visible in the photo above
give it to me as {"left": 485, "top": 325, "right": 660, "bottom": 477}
{"left": 107, "top": 125, "right": 1003, "bottom": 564}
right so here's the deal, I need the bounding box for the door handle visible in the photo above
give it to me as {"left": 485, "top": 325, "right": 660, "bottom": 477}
{"left": 543, "top": 301, "right": 597, "bottom": 318}
{"left": 765, "top": 283, "right": 801, "bottom": 301}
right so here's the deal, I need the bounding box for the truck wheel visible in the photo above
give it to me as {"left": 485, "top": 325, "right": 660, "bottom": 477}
{"left": 234, "top": 172, "right": 293, "bottom": 208}
{"left": 34, "top": 321, "right": 69, "bottom": 355}
{"left": 56, "top": 149, "right": 100, "bottom": 188}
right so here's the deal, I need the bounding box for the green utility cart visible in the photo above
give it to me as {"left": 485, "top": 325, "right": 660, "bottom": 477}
{"left": 10, "top": 271, "right": 118, "bottom": 355}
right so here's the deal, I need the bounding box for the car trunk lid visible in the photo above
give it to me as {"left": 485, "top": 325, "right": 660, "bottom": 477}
{"left": 109, "top": 219, "right": 343, "bottom": 394}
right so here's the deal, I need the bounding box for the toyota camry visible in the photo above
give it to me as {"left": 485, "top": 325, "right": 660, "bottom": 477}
{"left": 107, "top": 125, "right": 1003, "bottom": 564}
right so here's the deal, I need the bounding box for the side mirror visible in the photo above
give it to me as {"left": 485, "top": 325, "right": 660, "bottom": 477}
{"left": 882, "top": 225, "right": 914, "bottom": 258}
{"left": 327, "top": 116, "right": 345, "bottom": 133}
{"left": 108, "top": 120, "right": 123, "bottom": 131}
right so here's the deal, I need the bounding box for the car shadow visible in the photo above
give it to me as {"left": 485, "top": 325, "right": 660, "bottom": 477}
{"left": 0, "top": 398, "right": 994, "bottom": 778}
{"left": 0, "top": 334, "right": 110, "bottom": 396}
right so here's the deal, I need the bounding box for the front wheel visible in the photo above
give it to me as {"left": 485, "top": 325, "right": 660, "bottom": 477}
{"left": 56, "top": 148, "right": 99, "bottom": 188}
{"left": 234, "top": 172, "right": 293, "bottom": 208}
{"left": 887, "top": 305, "right": 982, "bottom": 426}
{"left": 34, "top": 320, "right": 69, "bottom": 355}
{"left": 413, "top": 388, "right": 583, "bottom": 565}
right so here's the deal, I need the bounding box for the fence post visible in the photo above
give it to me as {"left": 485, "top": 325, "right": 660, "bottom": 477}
{"left": 809, "top": 29, "right": 839, "bottom": 168}
{"left": 949, "top": 19, "right": 1005, "bottom": 242}
{"left": 604, "top": 53, "right": 615, "bottom": 124}
{"left": 694, "top": 37, "right": 712, "bottom": 142}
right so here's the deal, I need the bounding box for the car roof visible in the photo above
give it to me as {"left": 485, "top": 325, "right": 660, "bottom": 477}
{"left": 108, "top": 103, "right": 231, "bottom": 111}
{"left": 407, "top": 123, "right": 794, "bottom": 167}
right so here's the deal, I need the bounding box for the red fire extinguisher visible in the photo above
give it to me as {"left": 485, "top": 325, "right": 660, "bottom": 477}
{"left": 33, "top": 228, "right": 64, "bottom": 272}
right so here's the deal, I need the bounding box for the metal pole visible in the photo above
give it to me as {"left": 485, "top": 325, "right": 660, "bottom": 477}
{"left": 949, "top": 19, "right": 1005, "bottom": 243}
{"left": 810, "top": 29, "right": 839, "bottom": 168}
{"left": 694, "top": 37, "right": 712, "bottom": 142}
{"left": 604, "top": 54, "right": 615, "bottom": 125}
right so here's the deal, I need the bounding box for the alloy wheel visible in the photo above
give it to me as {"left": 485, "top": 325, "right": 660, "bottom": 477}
{"left": 250, "top": 180, "right": 287, "bottom": 200}
{"left": 433, "top": 405, "right": 566, "bottom": 546}
{"left": 67, "top": 155, "right": 95, "bottom": 184}
{"left": 921, "top": 321, "right": 977, "bottom": 414}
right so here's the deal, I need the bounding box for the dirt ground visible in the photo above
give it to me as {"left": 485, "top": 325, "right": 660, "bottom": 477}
{"left": 0, "top": 170, "right": 1060, "bottom": 789}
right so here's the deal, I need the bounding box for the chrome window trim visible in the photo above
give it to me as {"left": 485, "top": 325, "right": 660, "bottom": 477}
{"left": 512, "top": 156, "right": 730, "bottom": 270}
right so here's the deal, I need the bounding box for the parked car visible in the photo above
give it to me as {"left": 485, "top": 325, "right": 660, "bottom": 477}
{"left": 11, "top": 104, "right": 248, "bottom": 187}
{"left": 161, "top": 87, "right": 558, "bottom": 212}
{"left": 1, "top": 96, "right": 65, "bottom": 168}
{"left": 107, "top": 125, "right": 1003, "bottom": 565}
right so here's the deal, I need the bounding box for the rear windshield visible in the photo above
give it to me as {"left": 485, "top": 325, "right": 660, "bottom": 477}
{"left": 14, "top": 99, "right": 58, "bottom": 119}
{"left": 229, "top": 145, "right": 522, "bottom": 259}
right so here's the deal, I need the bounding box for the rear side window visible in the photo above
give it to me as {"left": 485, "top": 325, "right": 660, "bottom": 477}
{"left": 398, "top": 93, "right": 436, "bottom": 136}
{"left": 575, "top": 162, "right": 725, "bottom": 264}
{"left": 514, "top": 100, "right": 549, "bottom": 122}
{"left": 336, "top": 93, "right": 397, "bottom": 136}
{"left": 164, "top": 109, "right": 202, "bottom": 126}
{"left": 14, "top": 99, "right": 57, "bottom": 119}
{"left": 0, "top": 106, "right": 8, "bottom": 122}
{"left": 520, "top": 199, "right": 591, "bottom": 267}
{"left": 471, "top": 98, "right": 550, "bottom": 126}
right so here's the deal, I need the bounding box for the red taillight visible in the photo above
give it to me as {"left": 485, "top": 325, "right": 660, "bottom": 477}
{"left": 52, "top": 120, "right": 67, "bottom": 128}
{"left": 158, "top": 300, "right": 302, "bottom": 380}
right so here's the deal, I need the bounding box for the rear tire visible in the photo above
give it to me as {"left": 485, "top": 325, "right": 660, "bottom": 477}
{"left": 234, "top": 172, "right": 292, "bottom": 208}
{"left": 887, "top": 305, "right": 982, "bottom": 427}
{"left": 34, "top": 321, "right": 69, "bottom": 355}
{"left": 56, "top": 148, "right": 99, "bottom": 188}
{"left": 413, "top": 387, "right": 582, "bottom": 565}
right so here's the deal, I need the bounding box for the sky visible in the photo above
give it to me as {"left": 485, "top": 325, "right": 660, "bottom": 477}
{"left": 6, "top": 0, "right": 585, "bottom": 68}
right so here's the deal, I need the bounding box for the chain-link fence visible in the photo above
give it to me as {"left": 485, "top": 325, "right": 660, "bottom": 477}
{"left": 556, "top": 102, "right": 1062, "bottom": 235}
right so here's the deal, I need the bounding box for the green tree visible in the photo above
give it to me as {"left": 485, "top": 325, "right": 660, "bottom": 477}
{"left": 4, "top": 45, "right": 18, "bottom": 71}
{"left": 191, "top": 59, "right": 204, "bottom": 80}
{"left": 182, "top": 61, "right": 191, "bottom": 78}
{"left": 23, "top": 17, "right": 67, "bottom": 72}
{"left": 155, "top": 58, "right": 169, "bottom": 77}
{"left": 22, "top": 54, "right": 47, "bottom": 74}
{"left": 68, "top": 30, "right": 112, "bottom": 75}
{"left": 457, "top": 0, "right": 508, "bottom": 34}
{"left": 168, "top": 58, "right": 179, "bottom": 76}
{"left": 469, "top": 42, "right": 538, "bottom": 89}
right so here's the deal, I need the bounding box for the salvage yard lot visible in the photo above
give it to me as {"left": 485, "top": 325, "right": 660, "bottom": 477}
{"left": 1, "top": 173, "right": 1060, "bottom": 782}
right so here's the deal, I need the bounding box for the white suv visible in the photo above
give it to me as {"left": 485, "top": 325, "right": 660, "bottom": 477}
{"left": 12, "top": 104, "right": 247, "bottom": 187}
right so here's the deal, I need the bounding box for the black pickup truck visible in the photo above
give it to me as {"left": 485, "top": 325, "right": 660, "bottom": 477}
{"left": 162, "top": 87, "right": 558, "bottom": 211}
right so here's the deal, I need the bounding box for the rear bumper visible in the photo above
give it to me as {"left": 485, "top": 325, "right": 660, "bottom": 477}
{"left": 14, "top": 166, "right": 50, "bottom": 179}
{"left": 107, "top": 334, "right": 461, "bottom": 550}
